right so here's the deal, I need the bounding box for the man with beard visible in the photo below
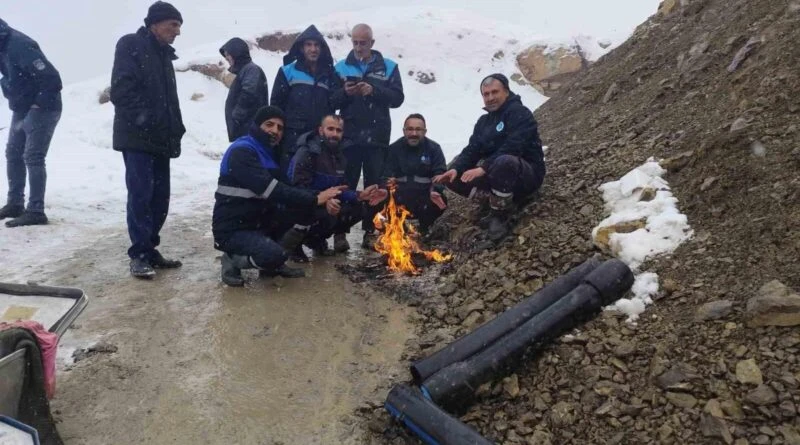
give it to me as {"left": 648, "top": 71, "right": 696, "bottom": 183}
{"left": 433, "top": 74, "right": 545, "bottom": 243}
{"left": 371, "top": 114, "right": 447, "bottom": 235}
{"left": 287, "top": 115, "right": 379, "bottom": 258}
{"left": 220, "top": 37, "right": 268, "bottom": 142}
{"left": 332, "top": 23, "right": 404, "bottom": 248}
{"left": 110, "top": 1, "right": 186, "bottom": 278}
{"left": 212, "top": 107, "right": 344, "bottom": 287}
{"left": 271, "top": 25, "right": 339, "bottom": 170}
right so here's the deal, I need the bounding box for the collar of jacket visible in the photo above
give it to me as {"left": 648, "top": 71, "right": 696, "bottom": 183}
{"left": 400, "top": 137, "right": 428, "bottom": 152}
{"left": 299, "top": 131, "right": 348, "bottom": 155}
{"left": 248, "top": 125, "right": 280, "bottom": 159}
{"left": 228, "top": 57, "right": 252, "bottom": 74}
{"left": 345, "top": 49, "right": 384, "bottom": 70}
{"left": 483, "top": 92, "right": 521, "bottom": 115}
{"left": 138, "top": 26, "right": 178, "bottom": 61}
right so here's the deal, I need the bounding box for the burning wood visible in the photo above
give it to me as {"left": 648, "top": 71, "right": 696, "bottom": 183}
{"left": 372, "top": 187, "right": 452, "bottom": 274}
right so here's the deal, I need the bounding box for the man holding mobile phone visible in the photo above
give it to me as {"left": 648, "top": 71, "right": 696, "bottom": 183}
{"left": 332, "top": 23, "right": 404, "bottom": 248}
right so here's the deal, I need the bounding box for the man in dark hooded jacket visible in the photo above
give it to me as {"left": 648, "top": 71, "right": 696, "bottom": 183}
{"left": 434, "top": 74, "right": 545, "bottom": 243}
{"left": 220, "top": 37, "right": 268, "bottom": 142}
{"left": 213, "top": 106, "right": 343, "bottom": 286}
{"left": 0, "top": 19, "right": 62, "bottom": 227}
{"left": 110, "top": 1, "right": 186, "bottom": 278}
{"left": 271, "top": 25, "right": 340, "bottom": 170}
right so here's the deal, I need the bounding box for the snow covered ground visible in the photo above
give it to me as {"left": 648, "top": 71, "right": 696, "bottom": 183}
{"left": 0, "top": 4, "right": 660, "bottom": 282}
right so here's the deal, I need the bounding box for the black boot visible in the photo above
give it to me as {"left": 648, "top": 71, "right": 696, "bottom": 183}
{"left": 221, "top": 253, "right": 253, "bottom": 287}
{"left": 333, "top": 233, "right": 350, "bottom": 253}
{"left": 486, "top": 192, "right": 514, "bottom": 243}
{"left": 130, "top": 257, "right": 156, "bottom": 279}
{"left": 260, "top": 264, "right": 306, "bottom": 278}
{"left": 305, "top": 236, "right": 335, "bottom": 257}
{"left": 0, "top": 204, "right": 24, "bottom": 220}
{"left": 5, "top": 211, "right": 48, "bottom": 227}
{"left": 280, "top": 227, "right": 309, "bottom": 262}
{"left": 150, "top": 250, "right": 182, "bottom": 269}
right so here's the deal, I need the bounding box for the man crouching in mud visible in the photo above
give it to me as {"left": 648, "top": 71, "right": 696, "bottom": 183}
{"left": 433, "top": 73, "right": 546, "bottom": 243}
{"left": 212, "top": 106, "right": 343, "bottom": 287}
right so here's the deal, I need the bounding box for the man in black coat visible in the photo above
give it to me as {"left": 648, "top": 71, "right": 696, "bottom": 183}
{"left": 220, "top": 37, "right": 268, "bottom": 142}
{"left": 213, "top": 107, "right": 343, "bottom": 286}
{"left": 110, "top": 1, "right": 186, "bottom": 278}
{"left": 0, "top": 19, "right": 62, "bottom": 227}
{"left": 271, "top": 25, "right": 340, "bottom": 170}
{"left": 371, "top": 114, "right": 448, "bottom": 235}
{"left": 434, "top": 74, "right": 546, "bottom": 243}
{"left": 332, "top": 23, "right": 404, "bottom": 248}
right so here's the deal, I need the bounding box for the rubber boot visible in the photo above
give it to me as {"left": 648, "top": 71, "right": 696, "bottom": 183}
{"left": 280, "top": 227, "right": 309, "bottom": 262}
{"left": 261, "top": 264, "right": 306, "bottom": 278}
{"left": 487, "top": 192, "right": 514, "bottom": 243}
{"left": 5, "top": 211, "right": 48, "bottom": 227}
{"left": 221, "top": 253, "right": 254, "bottom": 287}
{"left": 333, "top": 233, "right": 350, "bottom": 253}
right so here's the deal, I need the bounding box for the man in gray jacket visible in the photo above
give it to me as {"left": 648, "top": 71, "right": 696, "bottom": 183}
{"left": 220, "top": 37, "right": 268, "bottom": 142}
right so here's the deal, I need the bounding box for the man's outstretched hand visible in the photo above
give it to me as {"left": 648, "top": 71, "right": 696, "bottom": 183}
{"left": 432, "top": 169, "right": 457, "bottom": 184}
{"left": 369, "top": 188, "right": 389, "bottom": 206}
{"left": 430, "top": 191, "right": 447, "bottom": 210}
{"left": 460, "top": 167, "right": 486, "bottom": 183}
{"left": 317, "top": 185, "right": 347, "bottom": 205}
{"left": 326, "top": 198, "right": 341, "bottom": 216}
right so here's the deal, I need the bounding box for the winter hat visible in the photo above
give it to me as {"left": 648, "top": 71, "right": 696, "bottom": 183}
{"left": 480, "top": 73, "right": 510, "bottom": 91}
{"left": 144, "top": 1, "right": 183, "bottom": 27}
{"left": 254, "top": 106, "right": 286, "bottom": 126}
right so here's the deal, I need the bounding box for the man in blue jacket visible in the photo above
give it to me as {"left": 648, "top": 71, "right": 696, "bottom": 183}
{"left": 0, "top": 19, "right": 62, "bottom": 227}
{"left": 213, "top": 107, "right": 343, "bottom": 286}
{"left": 288, "top": 115, "right": 378, "bottom": 258}
{"left": 332, "top": 23, "right": 404, "bottom": 248}
{"left": 372, "top": 114, "right": 448, "bottom": 235}
{"left": 434, "top": 74, "right": 545, "bottom": 243}
{"left": 220, "top": 37, "right": 268, "bottom": 142}
{"left": 271, "top": 25, "right": 339, "bottom": 170}
{"left": 110, "top": 1, "right": 186, "bottom": 278}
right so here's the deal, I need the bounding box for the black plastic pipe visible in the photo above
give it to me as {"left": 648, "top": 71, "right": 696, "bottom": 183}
{"left": 385, "top": 384, "right": 495, "bottom": 445}
{"left": 421, "top": 259, "right": 634, "bottom": 413}
{"left": 410, "top": 257, "right": 602, "bottom": 384}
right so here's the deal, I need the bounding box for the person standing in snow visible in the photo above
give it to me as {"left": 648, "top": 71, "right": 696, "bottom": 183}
{"left": 433, "top": 74, "right": 545, "bottom": 243}
{"left": 212, "top": 106, "right": 343, "bottom": 286}
{"left": 270, "top": 25, "right": 340, "bottom": 171}
{"left": 110, "top": 1, "right": 186, "bottom": 278}
{"left": 332, "top": 23, "right": 404, "bottom": 248}
{"left": 220, "top": 37, "right": 268, "bottom": 142}
{"left": 371, "top": 114, "right": 448, "bottom": 236}
{"left": 0, "top": 19, "right": 62, "bottom": 227}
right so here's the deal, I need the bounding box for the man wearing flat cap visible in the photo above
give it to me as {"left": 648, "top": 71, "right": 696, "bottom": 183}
{"left": 110, "top": 1, "right": 186, "bottom": 278}
{"left": 433, "top": 73, "right": 546, "bottom": 244}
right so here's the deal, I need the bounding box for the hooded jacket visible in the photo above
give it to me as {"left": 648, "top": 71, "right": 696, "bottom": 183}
{"left": 288, "top": 131, "right": 358, "bottom": 203}
{"left": 270, "top": 25, "right": 340, "bottom": 148}
{"left": 220, "top": 38, "right": 269, "bottom": 142}
{"left": 110, "top": 26, "right": 185, "bottom": 158}
{"left": 332, "top": 50, "right": 404, "bottom": 146}
{"left": 451, "top": 93, "right": 546, "bottom": 184}
{"left": 213, "top": 125, "right": 318, "bottom": 240}
{"left": 0, "top": 19, "right": 62, "bottom": 112}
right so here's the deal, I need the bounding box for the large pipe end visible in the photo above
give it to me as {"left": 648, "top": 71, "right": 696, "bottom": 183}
{"left": 582, "top": 259, "right": 634, "bottom": 305}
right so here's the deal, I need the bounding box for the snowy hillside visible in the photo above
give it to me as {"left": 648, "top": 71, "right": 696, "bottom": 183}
{"left": 0, "top": 6, "right": 658, "bottom": 281}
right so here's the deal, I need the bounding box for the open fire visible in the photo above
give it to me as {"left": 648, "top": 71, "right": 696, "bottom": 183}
{"left": 372, "top": 187, "right": 452, "bottom": 274}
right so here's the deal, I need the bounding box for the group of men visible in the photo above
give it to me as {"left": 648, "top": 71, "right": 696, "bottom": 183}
{"left": 0, "top": 1, "right": 546, "bottom": 285}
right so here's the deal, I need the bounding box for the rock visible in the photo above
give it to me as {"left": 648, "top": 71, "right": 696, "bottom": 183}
{"left": 414, "top": 71, "right": 436, "bottom": 84}
{"left": 657, "top": 364, "right": 698, "bottom": 389}
{"left": 727, "top": 36, "right": 762, "bottom": 73}
{"left": 705, "top": 399, "right": 726, "bottom": 418}
{"left": 659, "top": 150, "right": 694, "bottom": 172}
{"left": 666, "top": 392, "right": 698, "bottom": 409}
{"left": 516, "top": 44, "right": 586, "bottom": 95}
{"left": 720, "top": 400, "right": 745, "bottom": 420}
{"left": 700, "top": 414, "right": 734, "bottom": 444}
{"left": 457, "top": 300, "right": 485, "bottom": 320}
{"left": 700, "top": 177, "right": 718, "bottom": 192}
{"left": 730, "top": 117, "right": 749, "bottom": 132}
{"left": 504, "top": 374, "right": 521, "bottom": 399}
{"left": 779, "top": 400, "right": 797, "bottom": 417}
{"left": 658, "top": 0, "right": 679, "bottom": 16}
{"left": 527, "top": 430, "right": 552, "bottom": 445}
{"left": 440, "top": 282, "right": 458, "bottom": 296}
{"left": 745, "top": 385, "right": 778, "bottom": 406}
{"left": 602, "top": 82, "right": 619, "bottom": 104}
{"left": 613, "top": 342, "right": 636, "bottom": 358}
{"left": 695, "top": 300, "right": 733, "bottom": 321}
{"left": 579, "top": 204, "right": 594, "bottom": 216}
{"left": 190, "top": 92, "right": 205, "bottom": 101}
{"left": 639, "top": 187, "right": 657, "bottom": 201}
{"left": 662, "top": 278, "right": 680, "bottom": 295}
{"left": 658, "top": 424, "right": 674, "bottom": 441}
{"left": 462, "top": 311, "right": 484, "bottom": 329}
{"left": 592, "top": 219, "right": 647, "bottom": 253}
{"left": 549, "top": 401, "right": 575, "bottom": 427}
{"left": 177, "top": 63, "right": 236, "bottom": 88}
{"left": 746, "top": 280, "right": 800, "bottom": 327}
{"left": 736, "top": 359, "right": 763, "bottom": 385}
{"left": 510, "top": 73, "right": 531, "bottom": 87}
{"left": 780, "top": 425, "right": 800, "bottom": 445}
{"left": 256, "top": 31, "right": 300, "bottom": 52}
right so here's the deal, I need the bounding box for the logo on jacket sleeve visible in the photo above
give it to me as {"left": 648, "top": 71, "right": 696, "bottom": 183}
{"left": 33, "top": 59, "right": 46, "bottom": 71}
{"left": 496, "top": 121, "right": 505, "bottom": 132}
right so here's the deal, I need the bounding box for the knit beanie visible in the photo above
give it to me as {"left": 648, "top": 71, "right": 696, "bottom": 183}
{"left": 144, "top": 1, "right": 183, "bottom": 27}
{"left": 254, "top": 106, "right": 286, "bottom": 126}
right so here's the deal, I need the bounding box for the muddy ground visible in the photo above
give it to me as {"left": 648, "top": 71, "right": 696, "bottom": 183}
{"left": 41, "top": 215, "right": 414, "bottom": 445}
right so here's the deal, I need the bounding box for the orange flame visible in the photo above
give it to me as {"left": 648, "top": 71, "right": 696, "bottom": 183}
{"left": 372, "top": 186, "right": 452, "bottom": 274}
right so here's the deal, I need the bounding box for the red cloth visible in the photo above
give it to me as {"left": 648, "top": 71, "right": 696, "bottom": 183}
{"left": 1, "top": 320, "right": 59, "bottom": 398}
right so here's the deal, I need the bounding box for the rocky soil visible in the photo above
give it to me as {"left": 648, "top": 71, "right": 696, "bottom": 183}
{"left": 352, "top": 0, "right": 800, "bottom": 443}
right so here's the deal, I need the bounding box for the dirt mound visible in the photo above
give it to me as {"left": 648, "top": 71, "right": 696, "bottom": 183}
{"left": 358, "top": 0, "right": 800, "bottom": 443}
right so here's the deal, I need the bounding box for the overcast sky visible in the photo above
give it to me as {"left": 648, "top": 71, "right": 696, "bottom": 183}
{"left": 2, "top": 0, "right": 660, "bottom": 84}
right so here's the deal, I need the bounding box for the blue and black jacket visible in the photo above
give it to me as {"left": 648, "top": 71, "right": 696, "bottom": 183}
{"left": 0, "top": 19, "right": 62, "bottom": 112}
{"left": 384, "top": 137, "right": 447, "bottom": 193}
{"left": 213, "top": 126, "right": 318, "bottom": 241}
{"left": 270, "top": 25, "right": 340, "bottom": 149}
{"left": 288, "top": 131, "right": 358, "bottom": 204}
{"left": 332, "top": 50, "right": 404, "bottom": 146}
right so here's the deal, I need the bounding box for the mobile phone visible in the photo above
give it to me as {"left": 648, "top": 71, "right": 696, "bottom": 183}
{"left": 345, "top": 76, "right": 362, "bottom": 83}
